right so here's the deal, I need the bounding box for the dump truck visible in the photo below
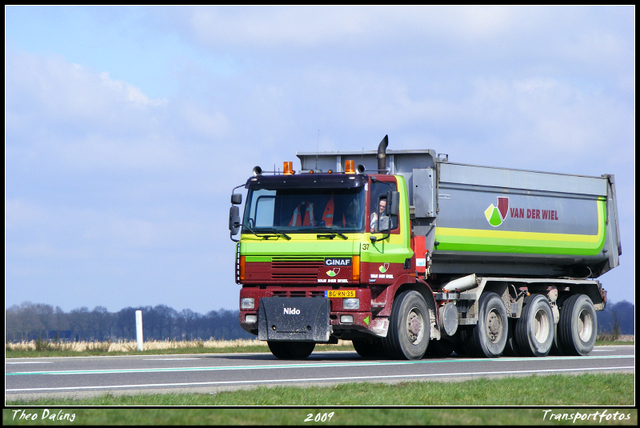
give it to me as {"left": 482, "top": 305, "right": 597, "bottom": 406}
{"left": 229, "top": 135, "right": 621, "bottom": 360}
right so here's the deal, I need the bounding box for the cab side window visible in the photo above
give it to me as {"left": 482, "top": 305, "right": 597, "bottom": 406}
{"left": 370, "top": 181, "right": 398, "bottom": 233}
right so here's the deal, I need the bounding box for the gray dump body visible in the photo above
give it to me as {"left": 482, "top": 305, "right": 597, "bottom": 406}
{"left": 297, "top": 149, "right": 621, "bottom": 279}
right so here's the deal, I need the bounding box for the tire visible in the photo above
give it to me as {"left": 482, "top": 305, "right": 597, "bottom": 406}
{"left": 514, "top": 294, "right": 554, "bottom": 357}
{"left": 352, "top": 339, "right": 384, "bottom": 359}
{"left": 382, "top": 290, "right": 430, "bottom": 360}
{"left": 465, "top": 292, "right": 508, "bottom": 358}
{"left": 557, "top": 294, "right": 597, "bottom": 356}
{"left": 267, "top": 341, "right": 315, "bottom": 359}
{"left": 503, "top": 318, "right": 521, "bottom": 357}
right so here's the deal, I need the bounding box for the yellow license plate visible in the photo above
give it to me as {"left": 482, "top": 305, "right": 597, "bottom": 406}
{"left": 327, "top": 290, "right": 356, "bottom": 298}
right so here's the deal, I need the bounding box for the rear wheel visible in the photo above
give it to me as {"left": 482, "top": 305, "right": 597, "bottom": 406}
{"left": 382, "top": 290, "right": 430, "bottom": 360}
{"left": 267, "top": 341, "right": 315, "bottom": 359}
{"left": 557, "top": 294, "right": 597, "bottom": 356}
{"left": 514, "top": 294, "right": 554, "bottom": 357}
{"left": 465, "top": 292, "right": 508, "bottom": 358}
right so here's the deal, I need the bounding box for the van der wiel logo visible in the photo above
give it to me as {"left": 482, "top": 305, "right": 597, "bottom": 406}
{"left": 485, "top": 196, "right": 560, "bottom": 227}
{"left": 326, "top": 268, "right": 340, "bottom": 277}
{"left": 485, "top": 197, "right": 509, "bottom": 227}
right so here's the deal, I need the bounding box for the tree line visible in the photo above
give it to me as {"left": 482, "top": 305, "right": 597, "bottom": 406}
{"left": 596, "top": 300, "right": 634, "bottom": 336}
{"left": 5, "top": 302, "right": 254, "bottom": 343}
{"left": 5, "top": 300, "right": 633, "bottom": 344}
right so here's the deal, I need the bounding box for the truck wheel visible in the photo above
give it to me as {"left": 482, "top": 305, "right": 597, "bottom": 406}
{"left": 382, "top": 290, "right": 430, "bottom": 360}
{"left": 466, "top": 292, "right": 508, "bottom": 358}
{"left": 514, "top": 294, "right": 554, "bottom": 357}
{"left": 267, "top": 341, "right": 315, "bottom": 359}
{"left": 352, "top": 339, "right": 384, "bottom": 358}
{"left": 557, "top": 294, "right": 597, "bottom": 356}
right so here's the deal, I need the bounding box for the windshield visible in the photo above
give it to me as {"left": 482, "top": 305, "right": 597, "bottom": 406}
{"left": 243, "top": 186, "right": 365, "bottom": 233}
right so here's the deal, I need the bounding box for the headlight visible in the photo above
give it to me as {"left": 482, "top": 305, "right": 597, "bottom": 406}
{"left": 240, "top": 297, "right": 255, "bottom": 310}
{"left": 343, "top": 298, "right": 360, "bottom": 310}
{"left": 245, "top": 314, "right": 258, "bottom": 323}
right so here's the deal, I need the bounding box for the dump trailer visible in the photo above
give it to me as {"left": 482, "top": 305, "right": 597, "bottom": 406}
{"left": 229, "top": 135, "right": 621, "bottom": 360}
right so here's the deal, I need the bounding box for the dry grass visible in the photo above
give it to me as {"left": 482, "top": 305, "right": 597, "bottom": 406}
{"left": 5, "top": 338, "right": 265, "bottom": 353}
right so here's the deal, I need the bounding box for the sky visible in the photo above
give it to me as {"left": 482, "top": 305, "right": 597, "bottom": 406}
{"left": 5, "top": 5, "right": 635, "bottom": 315}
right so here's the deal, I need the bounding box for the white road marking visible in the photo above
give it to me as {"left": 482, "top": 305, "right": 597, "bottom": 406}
{"left": 143, "top": 358, "right": 201, "bottom": 361}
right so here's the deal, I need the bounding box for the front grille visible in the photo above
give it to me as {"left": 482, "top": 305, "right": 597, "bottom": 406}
{"left": 271, "top": 257, "right": 324, "bottom": 281}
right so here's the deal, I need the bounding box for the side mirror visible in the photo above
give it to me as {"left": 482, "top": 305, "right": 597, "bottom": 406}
{"left": 231, "top": 193, "right": 242, "bottom": 205}
{"left": 229, "top": 205, "right": 241, "bottom": 236}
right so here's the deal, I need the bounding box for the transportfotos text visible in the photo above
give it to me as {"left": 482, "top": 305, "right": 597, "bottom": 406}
{"left": 542, "top": 409, "right": 632, "bottom": 423}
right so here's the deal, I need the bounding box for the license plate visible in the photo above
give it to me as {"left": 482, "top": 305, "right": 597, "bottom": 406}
{"left": 326, "top": 290, "right": 356, "bottom": 298}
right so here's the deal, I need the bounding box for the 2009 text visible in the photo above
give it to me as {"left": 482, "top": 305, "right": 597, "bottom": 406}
{"left": 304, "top": 412, "right": 335, "bottom": 423}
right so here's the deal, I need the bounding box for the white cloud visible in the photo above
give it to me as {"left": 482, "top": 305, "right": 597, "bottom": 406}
{"left": 182, "top": 5, "right": 521, "bottom": 51}
{"left": 6, "top": 48, "right": 231, "bottom": 173}
{"left": 7, "top": 50, "right": 163, "bottom": 126}
{"left": 188, "top": 6, "right": 370, "bottom": 48}
{"left": 98, "top": 71, "right": 168, "bottom": 107}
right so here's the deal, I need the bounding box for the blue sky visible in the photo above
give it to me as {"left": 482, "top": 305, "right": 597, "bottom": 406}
{"left": 5, "top": 6, "right": 635, "bottom": 314}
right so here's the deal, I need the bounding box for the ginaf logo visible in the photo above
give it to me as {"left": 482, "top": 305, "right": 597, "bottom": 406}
{"left": 485, "top": 197, "right": 509, "bottom": 227}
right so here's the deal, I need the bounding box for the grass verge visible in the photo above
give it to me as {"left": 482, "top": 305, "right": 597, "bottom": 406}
{"left": 5, "top": 339, "right": 356, "bottom": 358}
{"left": 5, "top": 338, "right": 632, "bottom": 358}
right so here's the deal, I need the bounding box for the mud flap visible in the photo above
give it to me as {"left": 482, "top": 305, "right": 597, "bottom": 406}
{"left": 258, "top": 297, "right": 331, "bottom": 342}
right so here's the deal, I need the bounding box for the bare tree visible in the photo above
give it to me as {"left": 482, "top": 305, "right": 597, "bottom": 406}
{"left": 116, "top": 307, "right": 137, "bottom": 340}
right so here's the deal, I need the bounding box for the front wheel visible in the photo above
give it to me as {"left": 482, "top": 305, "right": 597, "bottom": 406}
{"left": 267, "top": 341, "right": 315, "bottom": 359}
{"left": 382, "top": 290, "right": 430, "bottom": 360}
{"left": 556, "top": 294, "right": 597, "bottom": 356}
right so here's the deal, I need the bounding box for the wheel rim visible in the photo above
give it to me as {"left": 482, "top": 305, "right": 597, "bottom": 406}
{"left": 577, "top": 308, "right": 593, "bottom": 342}
{"left": 533, "top": 309, "right": 551, "bottom": 343}
{"left": 406, "top": 307, "right": 425, "bottom": 344}
{"left": 486, "top": 309, "right": 504, "bottom": 343}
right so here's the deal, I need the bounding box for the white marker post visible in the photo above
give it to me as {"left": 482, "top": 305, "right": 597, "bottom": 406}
{"left": 135, "top": 310, "right": 144, "bottom": 351}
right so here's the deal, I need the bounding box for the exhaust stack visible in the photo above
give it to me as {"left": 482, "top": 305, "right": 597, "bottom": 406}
{"left": 377, "top": 135, "right": 389, "bottom": 173}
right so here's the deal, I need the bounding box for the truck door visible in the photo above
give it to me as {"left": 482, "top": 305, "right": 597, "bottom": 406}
{"left": 366, "top": 177, "right": 412, "bottom": 284}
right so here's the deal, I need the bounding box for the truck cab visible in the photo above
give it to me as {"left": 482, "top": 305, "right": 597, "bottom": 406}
{"left": 231, "top": 158, "right": 425, "bottom": 359}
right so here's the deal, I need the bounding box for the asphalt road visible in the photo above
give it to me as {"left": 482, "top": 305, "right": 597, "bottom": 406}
{"left": 6, "top": 345, "right": 634, "bottom": 402}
